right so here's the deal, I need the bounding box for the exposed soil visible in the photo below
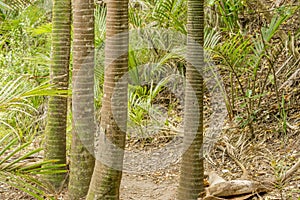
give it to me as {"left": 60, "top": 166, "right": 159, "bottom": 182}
{"left": 121, "top": 126, "right": 300, "bottom": 200}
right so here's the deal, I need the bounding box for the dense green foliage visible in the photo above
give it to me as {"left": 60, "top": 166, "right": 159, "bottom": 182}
{"left": 0, "top": 0, "right": 299, "bottom": 198}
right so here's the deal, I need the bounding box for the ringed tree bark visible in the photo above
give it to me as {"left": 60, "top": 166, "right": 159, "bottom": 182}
{"left": 177, "top": 0, "right": 204, "bottom": 199}
{"left": 87, "top": 0, "right": 129, "bottom": 199}
{"left": 68, "top": 0, "right": 95, "bottom": 199}
{"left": 44, "top": 0, "right": 71, "bottom": 189}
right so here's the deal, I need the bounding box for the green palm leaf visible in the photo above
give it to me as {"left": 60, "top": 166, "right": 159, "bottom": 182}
{"left": 1, "top": 0, "right": 36, "bottom": 10}
{"left": 0, "top": 76, "right": 68, "bottom": 140}
{"left": 0, "top": 133, "right": 66, "bottom": 199}
{"left": 0, "top": 1, "right": 10, "bottom": 10}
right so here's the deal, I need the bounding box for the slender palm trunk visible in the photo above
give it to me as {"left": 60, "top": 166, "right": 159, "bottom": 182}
{"left": 87, "top": 0, "right": 129, "bottom": 199}
{"left": 68, "top": 0, "right": 95, "bottom": 199}
{"left": 44, "top": 0, "right": 71, "bottom": 189}
{"left": 177, "top": 0, "right": 204, "bottom": 199}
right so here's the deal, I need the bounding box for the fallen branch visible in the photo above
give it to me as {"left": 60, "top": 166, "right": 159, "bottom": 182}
{"left": 202, "top": 172, "right": 272, "bottom": 200}
{"left": 217, "top": 145, "right": 248, "bottom": 179}
{"left": 280, "top": 157, "right": 300, "bottom": 183}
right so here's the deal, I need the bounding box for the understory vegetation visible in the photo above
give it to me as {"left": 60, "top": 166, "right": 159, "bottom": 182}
{"left": 0, "top": 0, "right": 299, "bottom": 199}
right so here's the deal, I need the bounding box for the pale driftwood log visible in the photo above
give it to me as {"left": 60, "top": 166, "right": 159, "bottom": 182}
{"left": 203, "top": 193, "right": 254, "bottom": 200}
{"left": 208, "top": 171, "right": 226, "bottom": 186}
{"left": 206, "top": 179, "right": 270, "bottom": 197}
{"left": 202, "top": 196, "right": 225, "bottom": 200}
{"left": 202, "top": 172, "right": 271, "bottom": 200}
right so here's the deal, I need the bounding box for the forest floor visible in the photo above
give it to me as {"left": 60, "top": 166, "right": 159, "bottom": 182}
{"left": 119, "top": 128, "right": 300, "bottom": 200}
{"left": 1, "top": 75, "right": 300, "bottom": 199}
{"left": 1, "top": 116, "right": 300, "bottom": 200}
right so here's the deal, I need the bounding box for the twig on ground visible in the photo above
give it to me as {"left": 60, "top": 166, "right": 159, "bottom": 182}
{"left": 280, "top": 158, "right": 300, "bottom": 183}
{"left": 217, "top": 145, "right": 249, "bottom": 179}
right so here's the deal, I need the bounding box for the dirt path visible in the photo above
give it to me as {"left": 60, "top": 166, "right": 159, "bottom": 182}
{"left": 120, "top": 173, "right": 178, "bottom": 200}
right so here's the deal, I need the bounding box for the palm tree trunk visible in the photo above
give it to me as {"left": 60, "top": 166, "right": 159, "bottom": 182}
{"left": 44, "top": 0, "right": 71, "bottom": 189}
{"left": 68, "top": 0, "right": 95, "bottom": 199}
{"left": 177, "top": 0, "right": 204, "bottom": 199}
{"left": 86, "top": 0, "right": 129, "bottom": 199}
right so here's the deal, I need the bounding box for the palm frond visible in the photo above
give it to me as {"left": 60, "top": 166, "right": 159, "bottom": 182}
{"left": 151, "top": 0, "right": 186, "bottom": 32}
{"left": 0, "top": 133, "right": 66, "bottom": 199}
{"left": 261, "top": 6, "right": 294, "bottom": 43}
{"left": 0, "top": 76, "right": 68, "bottom": 139}
{"left": 2, "top": 0, "right": 37, "bottom": 10}
{"left": 95, "top": 5, "right": 106, "bottom": 46}
{"left": 0, "top": 1, "right": 11, "bottom": 10}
